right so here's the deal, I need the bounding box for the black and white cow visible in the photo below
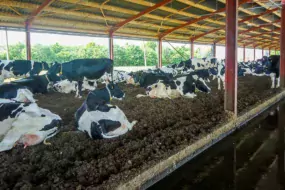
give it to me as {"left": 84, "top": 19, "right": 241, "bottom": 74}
{"left": 137, "top": 73, "right": 211, "bottom": 99}
{"left": 0, "top": 60, "right": 49, "bottom": 82}
{"left": 48, "top": 58, "right": 113, "bottom": 98}
{"left": 0, "top": 99, "right": 61, "bottom": 152}
{"left": 0, "top": 74, "right": 57, "bottom": 102}
{"left": 268, "top": 55, "right": 280, "bottom": 88}
{"left": 0, "top": 83, "right": 35, "bottom": 102}
{"left": 53, "top": 77, "right": 97, "bottom": 95}
{"left": 75, "top": 83, "right": 135, "bottom": 139}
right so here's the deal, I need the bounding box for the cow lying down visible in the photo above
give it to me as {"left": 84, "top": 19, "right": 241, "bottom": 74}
{"left": 136, "top": 74, "right": 211, "bottom": 99}
{"left": 0, "top": 99, "right": 62, "bottom": 152}
{"left": 75, "top": 83, "right": 136, "bottom": 139}
{"left": 53, "top": 77, "right": 97, "bottom": 96}
{"left": 0, "top": 83, "right": 36, "bottom": 103}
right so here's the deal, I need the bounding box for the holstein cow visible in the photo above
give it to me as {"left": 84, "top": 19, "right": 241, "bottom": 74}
{"left": 0, "top": 99, "right": 61, "bottom": 152}
{"left": 53, "top": 77, "right": 97, "bottom": 94}
{"left": 0, "top": 74, "right": 57, "bottom": 102}
{"left": 0, "top": 60, "right": 49, "bottom": 82}
{"left": 268, "top": 55, "right": 280, "bottom": 88}
{"left": 129, "top": 71, "right": 173, "bottom": 88}
{"left": 137, "top": 73, "right": 211, "bottom": 99}
{"left": 75, "top": 83, "right": 135, "bottom": 139}
{"left": 48, "top": 58, "right": 113, "bottom": 98}
{"left": 0, "top": 83, "right": 35, "bottom": 103}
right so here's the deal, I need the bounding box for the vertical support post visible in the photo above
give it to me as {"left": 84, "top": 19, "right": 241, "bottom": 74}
{"left": 158, "top": 38, "right": 162, "bottom": 68}
{"left": 262, "top": 48, "right": 264, "bottom": 57}
{"left": 191, "top": 40, "right": 194, "bottom": 59}
{"left": 213, "top": 42, "right": 216, "bottom": 57}
{"left": 243, "top": 45, "right": 246, "bottom": 62}
{"left": 280, "top": 0, "right": 285, "bottom": 88}
{"left": 143, "top": 41, "right": 147, "bottom": 67}
{"left": 275, "top": 49, "right": 277, "bottom": 55}
{"left": 25, "top": 24, "right": 31, "bottom": 60}
{"left": 5, "top": 28, "right": 9, "bottom": 60}
{"left": 253, "top": 47, "right": 256, "bottom": 61}
{"left": 225, "top": 0, "right": 238, "bottom": 115}
{"left": 109, "top": 33, "right": 114, "bottom": 60}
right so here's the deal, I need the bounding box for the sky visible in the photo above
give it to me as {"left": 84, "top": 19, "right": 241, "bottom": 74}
{"left": 0, "top": 30, "right": 269, "bottom": 61}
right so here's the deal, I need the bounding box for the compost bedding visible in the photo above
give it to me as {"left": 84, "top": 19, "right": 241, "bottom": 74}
{"left": 0, "top": 75, "right": 280, "bottom": 189}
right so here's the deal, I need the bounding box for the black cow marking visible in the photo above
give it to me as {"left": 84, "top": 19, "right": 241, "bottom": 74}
{"left": 176, "top": 81, "right": 181, "bottom": 86}
{"left": 98, "top": 119, "right": 121, "bottom": 134}
{"left": 0, "top": 102, "right": 23, "bottom": 121}
{"left": 40, "top": 119, "right": 61, "bottom": 131}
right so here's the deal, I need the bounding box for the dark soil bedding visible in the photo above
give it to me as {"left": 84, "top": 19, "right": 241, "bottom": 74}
{"left": 0, "top": 75, "right": 280, "bottom": 189}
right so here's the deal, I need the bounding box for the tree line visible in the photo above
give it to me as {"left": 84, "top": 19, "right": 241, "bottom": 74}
{"left": 0, "top": 41, "right": 211, "bottom": 66}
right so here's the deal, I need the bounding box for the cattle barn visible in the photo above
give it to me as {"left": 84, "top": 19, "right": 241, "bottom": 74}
{"left": 0, "top": 0, "right": 285, "bottom": 189}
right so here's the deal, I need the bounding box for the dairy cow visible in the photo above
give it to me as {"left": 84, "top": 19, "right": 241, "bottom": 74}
{"left": 75, "top": 83, "right": 134, "bottom": 139}
{"left": 0, "top": 60, "right": 49, "bottom": 82}
{"left": 0, "top": 99, "right": 61, "bottom": 152}
{"left": 268, "top": 55, "right": 280, "bottom": 88}
{"left": 53, "top": 77, "right": 97, "bottom": 95}
{"left": 137, "top": 73, "right": 211, "bottom": 99}
{"left": 48, "top": 58, "right": 113, "bottom": 98}
{"left": 0, "top": 84, "right": 35, "bottom": 102}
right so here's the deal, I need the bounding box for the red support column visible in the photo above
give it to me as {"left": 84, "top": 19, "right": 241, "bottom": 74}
{"left": 25, "top": 24, "right": 31, "bottom": 60}
{"left": 243, "top": 45, "right": 246, "bottom": 62}
{"left": 280, "top": 0, "right": 285, "bottom": 88}
{"left": 225, "top": 0, "right": 238, "bottom": 115}
{"left": 213, "top": 42, "right": 216, "bottom": 57}
{"left": 158, "top": 38, "right": 162, "bottom": 68}
{"left": 191, "top": 40, "right": 194, "bottom": 59}
{"left": 253, "top": 47, "right": 256, "bottom": 61}
{"left": 109, "top": 33, "right": 114, "bottom": 60}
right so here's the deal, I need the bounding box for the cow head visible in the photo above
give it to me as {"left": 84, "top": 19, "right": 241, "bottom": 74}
{"left": 107, "top": 83, "right": 125, "bottom": 100}
{"left": 48, "top": 62, "right": 62, "bottom": 78}
{"left": 13, "top": 88, "right": 35, "bottom": 103}
{"left": 53, "top": 79, "right": 77, "bottom": 93}
{"left": 195, "top": 78, "right": 211, "bottom": 93}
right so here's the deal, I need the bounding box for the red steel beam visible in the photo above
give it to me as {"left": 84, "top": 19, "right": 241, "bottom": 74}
{"left": 25, "top": 0, "right": 55, "bottom": 27}
{"left": 215, "top": 19, "right": 281, "bottom": 43}
{"left": 158, "top": 38, "right": 162, "bottom": 68}
{"left": 159, "top": 7, "right": 226, "bottom": 39}
{"left": 191, "top": 5, "right": 278, "bottom": 41}
{"left": 239, "top": 19, "right": 281, "bottom": 35}
{"left": 280, "top": 0, "right": 285, "bottom": 88}
{"left": 239, "top": 31, "right": 279, "bottom": 43}
{"left": 25, "top": 0, "right": 54, "bottom": 60}
{"left": 225, "top": 0, "right": 238, "bottom": 115}
{"left": 178, "top": 0, "right": 252, "bottom": 41}
{"left": 110, "top": 0, "right": 172, "bottom": 35}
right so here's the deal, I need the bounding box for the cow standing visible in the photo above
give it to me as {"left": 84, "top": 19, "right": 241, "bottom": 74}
{"left": 0, "top": 60, "right": 49, "bottom": 82}
{"left": 48, "top": 58, "right": 113, "bottom": 98}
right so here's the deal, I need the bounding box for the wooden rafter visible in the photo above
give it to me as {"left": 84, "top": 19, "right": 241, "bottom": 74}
{"left": 109, "top": 0, "right": 172, "bottom": 35}
{"left": 26, "top": 0, "right": 55, "bottom": 27}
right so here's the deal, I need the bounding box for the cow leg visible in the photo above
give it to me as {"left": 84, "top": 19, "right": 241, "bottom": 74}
{"left": 0, "top": 127, "right": 23, "bottom": 152}
{"left": 136, "top": 94, "right": 148, "bottom": 98}
{"left": 270, "top": 73, "right": 276, "bottom": 88}
{"left": 276, "top": 77, "right": 280, "bottom": 88}
{"left": 184, "top": 93, "right": 196, "bottom": 98}
{"left": 75, "top": 81, "right": 83, "bottom": 98}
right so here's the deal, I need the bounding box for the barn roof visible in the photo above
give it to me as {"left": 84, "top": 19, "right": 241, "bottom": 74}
{"left": 0, "top": 0, "right": 282, "bottom": 49}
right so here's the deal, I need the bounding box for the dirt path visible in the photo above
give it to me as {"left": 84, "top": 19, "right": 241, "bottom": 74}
{"left": 0, "top": 75, "right": 279, "bottom": 189}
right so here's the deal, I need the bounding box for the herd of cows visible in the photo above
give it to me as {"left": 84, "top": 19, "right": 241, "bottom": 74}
{"left": 0, "top": 55, "right": 281, "bottom": 152}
